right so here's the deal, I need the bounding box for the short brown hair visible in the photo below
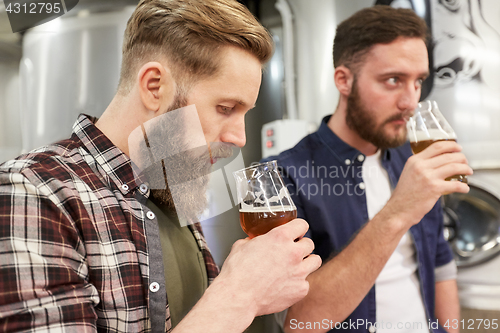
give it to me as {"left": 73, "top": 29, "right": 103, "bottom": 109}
{"left": 333, "top": 5, "right": 428, "bottom": 71}
{"left": 118, "top": 0, "right": 273, "bottom": 95}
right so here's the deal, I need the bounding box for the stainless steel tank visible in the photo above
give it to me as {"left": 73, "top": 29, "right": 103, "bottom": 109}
{"left": 286, "top": 0, "right": 373, "bottom": 124}
{"left": 0, "top": 61, "right": 21, "bottom": 162}
{"left": 19, "top": 5, "right": 135, "bottom": 152}
{"left": 0, "top": 5, "right": 22, "bottom": 163}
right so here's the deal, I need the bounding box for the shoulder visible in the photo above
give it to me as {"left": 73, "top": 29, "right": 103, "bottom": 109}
{"left": 0, "top": 137, "right": 88, "bottom": 190}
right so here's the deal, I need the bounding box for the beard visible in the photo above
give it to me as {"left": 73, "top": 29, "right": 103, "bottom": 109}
{"left": 148, "top": 91, "right": 190, "bottom": 211}
{"left": 142, "top": 93, "right": 233, "bottom": 223}
{"left": 148, "top": 146, "right": 211, "bottom": 222}
{"left": 345, "top": 78, "right": 410, "bottom": 149}
{"left": 148, "top": 141, "right": 234, "bottom": 222}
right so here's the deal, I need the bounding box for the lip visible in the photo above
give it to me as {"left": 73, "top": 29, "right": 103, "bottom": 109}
{"left": 391, "top": 119, "right": 406, "bottom": 125}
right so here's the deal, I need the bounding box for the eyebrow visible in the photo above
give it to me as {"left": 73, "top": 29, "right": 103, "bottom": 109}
{"left": 379, "top": 71, "right": 430, "bottom": 79}
{"left": 221, "top": 97, "right": 256, "bottom": 109}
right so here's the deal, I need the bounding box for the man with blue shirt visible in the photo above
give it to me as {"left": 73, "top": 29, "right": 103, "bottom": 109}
{"left": 269, "top": 6, "right": 472, "bottom": 333}
{"left": 0, "top": 0, "right": 321, "bottom": 332}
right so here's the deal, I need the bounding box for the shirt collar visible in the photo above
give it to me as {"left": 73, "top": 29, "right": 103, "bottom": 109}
{"left": 72, "top": 114, "right": 142, "bottom": 195}
{"left": 317, "top": 115, "right": 392, "bottom": 164}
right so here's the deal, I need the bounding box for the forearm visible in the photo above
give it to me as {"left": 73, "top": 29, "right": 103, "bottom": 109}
{"left": 175, "top": 220, "right": 321, "bottom": 333}
{"left": 173, "top": 275, "right": 256, "bottom": 333}
{"left": 285, "top": 208, "right": 409, "bottom": 332}
{"left": 435, "top": 279, "right": 460, "bottom": 333}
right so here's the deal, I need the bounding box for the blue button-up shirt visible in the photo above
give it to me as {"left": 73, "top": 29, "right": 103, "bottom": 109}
{"left": 266, "top": 116, "right": 452, "bottom": 332}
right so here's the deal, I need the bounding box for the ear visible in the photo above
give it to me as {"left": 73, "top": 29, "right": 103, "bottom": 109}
{"left": 137, "top": 61, "right": 175, "bottom": 115}
{"left": 334, "top": 65, "right": 354, "bottom": 97}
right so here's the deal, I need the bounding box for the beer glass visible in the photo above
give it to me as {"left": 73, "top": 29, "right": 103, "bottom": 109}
{"left": 407, "top": 100, "right": 467, "bottom": 183}
{"left": 233, "top": 161, "right": 297, "bottom": 238}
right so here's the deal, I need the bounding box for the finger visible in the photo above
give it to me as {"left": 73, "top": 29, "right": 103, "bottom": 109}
{"left": 425, "top": 152, "right": 471, "bottom": 170}
{"left": 416, "top": 141, "right": 462, "bottom": 159}
{"left": 439, "top": 180, "right": 470, "bottom": 195}
{"left": 435, "top": 163, "right": 473, "bottom": 181}
{"left": 272, "top": 218, "right": 309, "bottom": 240}
{"left": 294, "top": 236, "right": 315, "bottom": 257}
{"left": 301, "top": 254, "right": 322, "bottom": 275}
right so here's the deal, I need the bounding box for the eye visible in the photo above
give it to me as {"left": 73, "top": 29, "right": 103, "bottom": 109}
{"left": 416, "top": 78, "right": 424, "bottom": 88}
{"left": 218, "top": 105, "right": 233, "bottom": 115}
{"left": 387, "top": 77, "right": 399, "bottom": 85}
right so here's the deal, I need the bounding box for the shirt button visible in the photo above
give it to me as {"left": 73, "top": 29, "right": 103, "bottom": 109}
{"left": 369, "top": 325, "right": 376, "bottom": 333}
{"left": 150, "top": 282, "right": 160, "bottom": 293}
{"left": 146, "top": 211, "right": 155, "bottom": 220}
{"left": 139, "top": 184, "right": 148, "bottom": 194}
{"left": 121, "top": 184, "right": 129, "bottom": 191}
{"left": 359, "top": 182, "right": 366, "bottom": 190}
{"left": 358, "top": 154, "right": 365, "bottom": 162}
{"left": 345, "top": 159, "right": 351, "bottom": 165}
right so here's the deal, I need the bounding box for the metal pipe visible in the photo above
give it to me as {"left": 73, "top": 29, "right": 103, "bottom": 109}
{"left": 275, "top": 0, "right": 298, "bottom": 120}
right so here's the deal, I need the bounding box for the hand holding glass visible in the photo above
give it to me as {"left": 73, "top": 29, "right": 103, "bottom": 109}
{"left": 407, "top": 100, "right": 468, "bottom": 183}
{"left": 233, "top": 161, "right": 297, "bottom": 238}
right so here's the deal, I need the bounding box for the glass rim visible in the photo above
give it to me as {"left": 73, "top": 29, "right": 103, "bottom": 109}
{"left": 233, "top": 160, "right": 278, "bottom": 175}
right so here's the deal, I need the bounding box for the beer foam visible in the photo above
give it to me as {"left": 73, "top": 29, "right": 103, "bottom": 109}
{"left": 239, "top": 205, "right": 296, "bottom": 213}
{"left": 409, "top": 128, "right": 456, "bottom": 142}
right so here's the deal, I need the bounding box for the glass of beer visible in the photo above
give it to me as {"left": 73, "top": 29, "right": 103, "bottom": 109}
{"left": 407, "top": 100, "right": 467, "bottom": 183}
{"left": 233, "top": 160, "right": 297, "bottom": 238}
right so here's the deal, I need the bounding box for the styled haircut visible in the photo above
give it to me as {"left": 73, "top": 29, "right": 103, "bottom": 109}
{"left": 333, "top": 5, "right": 429, "bottom": 72}
{"left": 118, "top": 0, "right": 273, "bottom": 95}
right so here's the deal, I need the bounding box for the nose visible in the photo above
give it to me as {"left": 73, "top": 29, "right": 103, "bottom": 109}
{"left": 221, "top": 116, "right": 246, "bottom": 148}
{"left": 398, "top": 82, "right": 421, "bottom": 112}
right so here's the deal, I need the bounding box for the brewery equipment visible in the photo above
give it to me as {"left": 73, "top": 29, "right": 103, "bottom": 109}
{"left": 0, "top": 4, "right": 22, "bottom": 163}
{"left": 19, "top": 5, "right": 135, "bottom": 153}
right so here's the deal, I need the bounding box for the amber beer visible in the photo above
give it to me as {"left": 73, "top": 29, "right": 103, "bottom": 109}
{"left": 410, "top": 138, "right": 468, "bottom": 183}
{"left": 239, "top": 206, "right": 297, "bottom": 239}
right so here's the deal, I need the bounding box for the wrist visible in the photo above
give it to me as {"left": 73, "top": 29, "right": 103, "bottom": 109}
{"left": 204, "top": 273, "right": 258, "bottom": 329}
{"left": 175, "top": 275, "right": 257, "bottom": 333}
{"left": 373, "top": 201, "right": 414, "bottom": 237}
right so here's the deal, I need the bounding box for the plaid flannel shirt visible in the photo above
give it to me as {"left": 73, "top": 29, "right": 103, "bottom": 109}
{"left": 0, "top": 114, "right": 219, "bottom": 332}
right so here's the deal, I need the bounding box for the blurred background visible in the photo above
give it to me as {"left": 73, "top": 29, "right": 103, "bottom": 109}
{"left": 1, "top": 0, "right": 499, "bottom": 331}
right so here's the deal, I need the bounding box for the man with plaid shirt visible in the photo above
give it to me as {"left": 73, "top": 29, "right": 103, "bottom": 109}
{"left": 0, "top": 0, "right": 321, "bottom": 332}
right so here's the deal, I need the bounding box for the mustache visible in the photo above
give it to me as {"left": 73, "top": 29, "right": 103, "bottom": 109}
{"left": 208, "top": 142, "right": 235, "bottom": 160}
{"left": 384, "top": 111, "right": 414, "bottom": 125}
{"left": 156, "top": 142, "right": 235, "bottom": 186}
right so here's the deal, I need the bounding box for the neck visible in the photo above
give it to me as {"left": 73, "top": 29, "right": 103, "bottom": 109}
{"left": 328, "top": 97, "right": 378, "bottom": 156}
{"left": 95, "top": 92, "right": 148, "bottom": 157}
